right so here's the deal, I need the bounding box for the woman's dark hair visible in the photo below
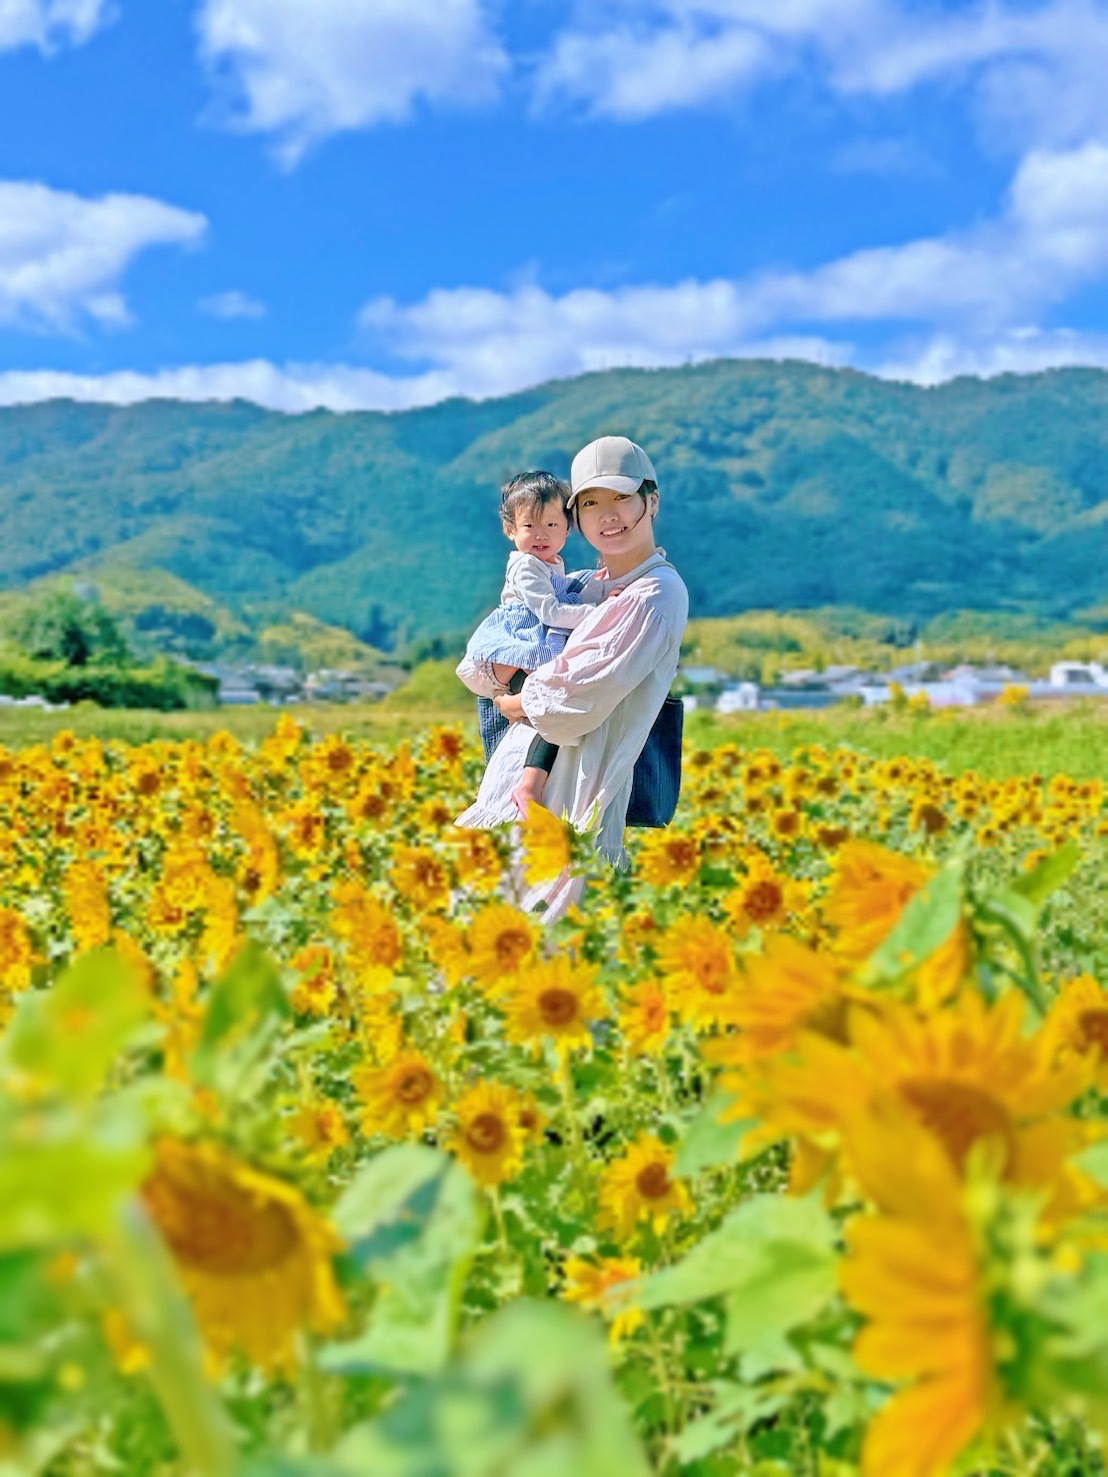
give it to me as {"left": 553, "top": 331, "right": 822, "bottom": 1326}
{"left": 500, "top": 470, "right": 570, "bottom": 529}
{"left": 571, "top": 478, "right": 658, "bottom": 529}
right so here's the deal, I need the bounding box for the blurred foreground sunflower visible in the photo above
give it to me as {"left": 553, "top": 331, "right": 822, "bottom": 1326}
{"left": 141, "top": 1139, "right": 344, "bottom": 1371}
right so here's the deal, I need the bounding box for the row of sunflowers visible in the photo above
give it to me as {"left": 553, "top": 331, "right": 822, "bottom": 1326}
{"left": 4, "top": 714, "right": 1108, "bottom": 1476}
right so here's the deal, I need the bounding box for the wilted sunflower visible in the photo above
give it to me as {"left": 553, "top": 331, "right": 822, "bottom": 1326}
{"left": 448, "top": 1080, "right": 527, "bottom": 1187}
{"left": 503, "top": 956, "right": 607, "bottom": 1057}
{"left": 562, "top": 1254, "right": 644, "bottom": 1345}
{"left": 354, "top": 1050, "right": 444, "bottom": 1138}
{"left": 654, "top": 915, "right": 741, "bottom": 1031}
{"left": 597, "top": 1135, "right": 691, "bottom": 1240}
{"left": 140, "top": 1138, "right": 345, "bottom": 1372}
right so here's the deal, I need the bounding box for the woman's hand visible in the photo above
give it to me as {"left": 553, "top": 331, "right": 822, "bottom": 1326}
{"left": 494, "top": 692, "right": 526, "bottom": 723}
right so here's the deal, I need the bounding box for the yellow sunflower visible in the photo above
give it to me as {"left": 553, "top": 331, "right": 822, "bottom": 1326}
{"left": 562, "top": 1254, "right": 644, "bottom": 1345}
{"left": 62, "top": 860, "right": 112, "bottom": 953}
{"left": 1043, "top": 973, "right": 1108, "bottom": 1088}
{"left": 518, "top": 803, "right": 571, "bottom": 885}
{"left": 708, "top": 934, "right": 850, "bottom": 1068}
{"left": 654, "top": 914, "right": 742, "bottom": 1031}
{"left": 823, "top": 839, "right": 970, "bottom": 1008}
{"left": 140, "top": 1139, "right": 345, "bottom": 1371}
{"left": 619, "top": 979, "right": 672, "bottom": 1056}
{"left": 389, "top": 845, "right": 451, "bottom": 912}
{"left": 353, "top": 1050, "right": 444, "bottom": 1138}
{"left": 597, "top": 1135, "right": 691, "bottom": 1240}
{"left": 0, "top": 906, "right": 34, "bottom": 992}
{"left": 466, "top": 902, "right": 539, "bottom": 992}
{"left": 289, "top": 1098, "right": 350, "bottom": 1163}
{"left": 741, "top": 990, "right": 1091, "bottom": 1208}
{"left": 636, "top": 830, "right": 701, "bottom": 890}
{"left": 839, "top": 1110, "right": 998, "bottom": 1477}
{"left": 722, "top": 851, "right": 807, "bottom": 938}
{"left": 448, "top": 1081, "right": 527, "bottom": 1187}
{"left": 502, "top": 956, "right": 607, "bottom": 1057}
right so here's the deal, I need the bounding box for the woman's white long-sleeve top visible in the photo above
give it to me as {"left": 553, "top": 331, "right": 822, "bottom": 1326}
{"left": 455, "top": 549, "right": 689, "bottom": 921}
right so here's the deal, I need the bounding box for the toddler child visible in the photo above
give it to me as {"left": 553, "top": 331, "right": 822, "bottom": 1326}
{"left": 457, "top": 470, "right": 604, "bottom": 815}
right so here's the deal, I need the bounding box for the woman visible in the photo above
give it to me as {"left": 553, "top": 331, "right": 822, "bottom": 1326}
{"left": 456, "top": 435, "right": 689, "bottom": 921}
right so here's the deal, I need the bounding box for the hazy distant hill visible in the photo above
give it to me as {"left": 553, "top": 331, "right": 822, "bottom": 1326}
{"left": 2, "top": 359, "right": 1108, "bottom": 651}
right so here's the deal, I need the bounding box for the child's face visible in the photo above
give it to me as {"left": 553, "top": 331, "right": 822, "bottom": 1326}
{"left": 504, "top": 501, "right": 569, "bottom": 563}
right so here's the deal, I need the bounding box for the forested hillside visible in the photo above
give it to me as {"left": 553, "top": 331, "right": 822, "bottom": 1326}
{"left": 2, "top": 359, "right": 1108, "bottom": 651}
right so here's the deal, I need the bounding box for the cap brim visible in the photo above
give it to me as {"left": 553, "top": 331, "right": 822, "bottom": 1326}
{"left": 567, "top": 473, "right": 644, "bottom": 506}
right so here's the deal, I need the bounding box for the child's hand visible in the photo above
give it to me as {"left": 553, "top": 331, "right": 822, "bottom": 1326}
{"left": 605, "top": 585, "right": 626, "bottom": 600}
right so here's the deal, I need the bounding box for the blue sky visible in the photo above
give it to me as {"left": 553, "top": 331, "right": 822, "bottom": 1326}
{"left": 1, "top": 0, "right": 1108, "bottom": 410}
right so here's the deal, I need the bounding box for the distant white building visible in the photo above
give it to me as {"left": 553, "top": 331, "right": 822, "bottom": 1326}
{"left": 716, "top": 682, "right": 760, "bottom": 713}
{"left": 1049, "top": 661, "right": 1108, "bottom": 689}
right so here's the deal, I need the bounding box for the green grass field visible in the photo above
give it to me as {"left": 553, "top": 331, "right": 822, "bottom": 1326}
{"left": 4, "top": 686, "right": 1108, "bottom": 781}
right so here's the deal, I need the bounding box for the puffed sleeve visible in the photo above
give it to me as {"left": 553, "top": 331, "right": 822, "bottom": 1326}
{"left": 520, "top": 592, "right": 673, "bottom": 747}
{"left": 513, "top": 555, "right": 597, "bottom": 629}
{"left": 455, "top": 653, "right": 507, "bottom": 699}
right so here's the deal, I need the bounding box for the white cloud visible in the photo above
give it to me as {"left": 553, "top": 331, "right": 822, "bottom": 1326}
{"left": 877, "top": 327, "right": 1108, "bottom": 385}
{"left": 197, "top": 0, "right": 507, "bottom": 164}
{"left": 0, "top": 360, "right": 459, "bottom": 412}
{"left": 198, "top": 288, "right": 266, "bottom": 320}
{"left": 0, "top": 0, "right": 113, "bottom": 53}
{"left": 354, "top": 141, "right": 1108, "bottom": 390}
{"left": 538, "top": 0, "right": 1108, "bottom": 151}
{"left": 0, "top": 181, "right": 207, "bottom": 333}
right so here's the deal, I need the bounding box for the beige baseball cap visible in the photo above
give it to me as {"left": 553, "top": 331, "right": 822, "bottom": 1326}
{"left": 568, "top": 435, "right": 657, "bottom": 508}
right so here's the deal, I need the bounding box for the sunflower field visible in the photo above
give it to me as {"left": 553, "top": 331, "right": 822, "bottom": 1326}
{"left": 6, "top": 717, "right": 1108, "bottom": 1477}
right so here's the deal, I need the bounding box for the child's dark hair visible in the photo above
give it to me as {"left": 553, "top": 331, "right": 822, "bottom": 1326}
{"left": 500, "top": 470, "right": 570, "bottom": 529}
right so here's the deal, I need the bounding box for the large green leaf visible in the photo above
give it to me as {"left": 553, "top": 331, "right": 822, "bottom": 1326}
{"left": 4, "top": 949, "right": 148, "bottom": 1100}
{"left": 626, "top": 1195, "right": 836, "bottom": 1317}
{"left": 334, "top": 1301, "right": 650, "bottom": 1477}
{"left": 1011, "top": 841, "right": 1081, "bottom": 909}
{"left": 0, "top": 1101, "right": 150, "bottom": 1250}
{"left": 191, "top": 940, "right": 290, "bottom": 1094}
{"left": 674, "top": 1091, "right": 752, "bottom": 1177}
{"left": 322, "top": 1151, "right": 484, "bottom": 1376}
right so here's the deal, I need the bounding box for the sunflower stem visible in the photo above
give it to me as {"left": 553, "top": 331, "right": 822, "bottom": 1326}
{"left": 558, "top": 1053, "right": 591, "bottom": 1197}
{"left": 100, "top": 1201, "right": 237, "bottom": 1477}
{"left": 490, "top": 1185, "right": 510, "bottom": 1258}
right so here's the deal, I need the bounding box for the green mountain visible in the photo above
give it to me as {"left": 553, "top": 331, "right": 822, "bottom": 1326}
{"left": 2, "top": 359, "right": 1108, "bottom": 651}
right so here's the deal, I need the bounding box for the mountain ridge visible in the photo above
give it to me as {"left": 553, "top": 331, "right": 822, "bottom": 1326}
{"left": 2, "top": 357, "right": 1107, "bottom": 651}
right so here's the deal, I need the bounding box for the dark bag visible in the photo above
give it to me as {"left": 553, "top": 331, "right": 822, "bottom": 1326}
{"left": 626, "top": 694, "right": 683, "bottom": 828}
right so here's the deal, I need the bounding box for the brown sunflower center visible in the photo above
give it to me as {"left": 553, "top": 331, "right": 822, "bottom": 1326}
{"left": 915, "top": 803, "right": 948, "bottom": 835}
{"left": 495, "top": 930, "right": 532, "bottom": 968}
{"left": 143, "top": 1170, "right": 298, "bottom": 1276}
{"left": 635, "top": 1162, "right": 671, "bottom": 1200}
{"left": 900, "top": 1079, "right": 1014, "bottom": 1168}
{"left": 538, "top": 987, "right": 579, "bottom": 1027}
{"left": 1077, "top": 1008, "right": 1108, "bottom": 1055}
{"left": 466, "top": 1112, "right": 506, "bottom": 1154}
{"left": 744, "top": 880, "right": 784, "bottom": 923}
{"left": 395, "top": 1066, "right": 435, "bottom": 1104}
{"left": 666, "top": 841, "right": 698, "bottom": 869}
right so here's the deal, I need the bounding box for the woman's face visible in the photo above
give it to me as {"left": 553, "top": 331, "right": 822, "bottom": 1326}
{"left": 575, "top": 485, "right": 658, "bottom": 569}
